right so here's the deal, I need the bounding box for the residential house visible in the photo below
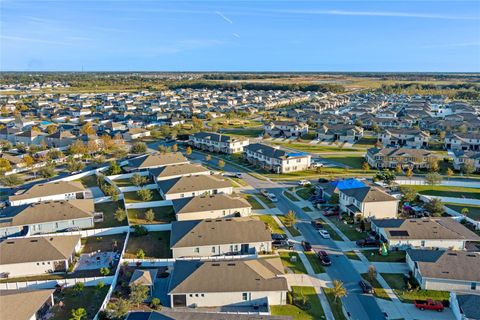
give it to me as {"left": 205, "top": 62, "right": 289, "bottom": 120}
{"left": 244, "top": 143, "right": 311, "bottom": 173}
{"left": 406, "top": 249, "right": 479, "bottom": 292}
{"left": 450, "top": 292, "right": 480, "bottom": 320}
{"left": 129, "top": 269, "right": 158, "bottom": 296}
{"left": 8, "top": 181, "right": 88, "bottom": 206}
{"left": 322, "top": 178, "right": 367, "bottom": 198}
{"left": 172, "top": 194, "right": 251, "bottom": 221}
{"left": 339, "top": 186, "right": 399, "bottom": 219}
{"left": 378, "top": 128, "right": 430, "bottom": 149}
{"left": 158, "top": 175, "right": 232, "bottom": 200}
{"left": 316, "top": 124, "right": 364, "bottom": 143}
{"left": 123, "top": 128, "right": 151, "bottom": 141}
{"left": 126, "top": 311, "right": 289, "bottom": 320}
{"left": 170, "top": 217, "right": 271, "bottom": 258}
{"left": 452, "top": 150, "right": 480, "bottom": 172}
{"left": 189, "top": 132, "right": 250, "bottom": 154}
{"left": 264, "top": 121, "right": 308, "bottom": 138}
{"left": 123, "top": 152, "right": 189, "bottom": 172}
{"left": 151, "top": 163, "right": 211, "bottom": 182}
{"left": 0, "top": 289, "right": 55, "bottom": 320}
{"left": 14, "top": 129, "right": 47, "bottom": 146}
{"left": 371, "top": 218, "right": 480, "bottom": 250}
{"left": 45, "top": 130, "right": 76, "bottom": 148}
{"left": 167, "top": 257, "right": 288, "bottom": 308}
{"left": 0, "top": 235, "right": 81, "bottom": 277}
{"left": 445, "top": 133, "right": 480, "bottom": 151}
{"left": 366, "top": 147, "right": 438, "bottom": 170}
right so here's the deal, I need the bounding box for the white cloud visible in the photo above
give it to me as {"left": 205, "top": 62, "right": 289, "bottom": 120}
{"left": 215, "top": 11, "right": 233, "bottom": 24}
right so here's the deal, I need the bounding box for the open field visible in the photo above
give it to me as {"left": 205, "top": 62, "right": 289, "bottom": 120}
{"left": 409, "top": 185, "right": 480, "bottom": 200}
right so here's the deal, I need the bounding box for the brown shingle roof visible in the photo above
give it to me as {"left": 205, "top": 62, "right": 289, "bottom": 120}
{"left": 9, "top": 181, "right": 85, "bottom": 202}
{"left": 0, "top": 289, "right": 54, "bottom": 320}
{"left": 172, "top": 194, "right": 250, "bottom": 215}
{"left": 158, "top": 175, "right": 231, "bottom": 195}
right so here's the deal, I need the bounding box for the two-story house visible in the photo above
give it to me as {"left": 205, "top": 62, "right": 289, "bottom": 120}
{"left": 244, "top": 143, "right": 311, "bottom": 173}
{"left": 189, "top": 132, "right": 250, "bottom": 154}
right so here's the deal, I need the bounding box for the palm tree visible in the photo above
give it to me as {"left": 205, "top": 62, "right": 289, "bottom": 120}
{"left": 332, "top": 280, "right": 347, "bottom": 302}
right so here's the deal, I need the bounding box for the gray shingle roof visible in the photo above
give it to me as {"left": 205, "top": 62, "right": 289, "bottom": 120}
{"left": 158, "top": 175, "right": 231, "bottom": 195}
{"left": 172, "top": 194, "right": 250, "bottom": 215}
{"left": 9, "top": 181, "right": 85, "bottom": 202}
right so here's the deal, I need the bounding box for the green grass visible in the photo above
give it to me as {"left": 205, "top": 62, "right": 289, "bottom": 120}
{"left": 320, "top": 155, "right": 365, "bottom": 169}
{"left": 296, "top": 188, "right": 313, "bottom": 200}
{"left": 243, "top": 194, "right": 265, "bottom": 209}
{"left": 271, "top": 286, "right": 326, "bottom": 320}
{"left": 380, "top": 273, "right": 450, "bottom": 304}
{"left": 315, "top": 220, "right": 343, "bottom": 241}
{"left": 51, "top": 286, "right": 109, "bottom": 320}
{"left": 445, "top": 203, "right": 480, "bottom": 221}
{"left": 344, "top": 251, "right": 361, "bottom": 260}
{"left": 127, "top": 206, "right": 175, "bottom": 224}
{"left": 232, "top": 177, "right": 249, "bottom": 187}
{"left": 222, "top": 128, "right": 263, "bottom": 138}
{"left": 78, "top": 175, "right": 99, "bottom": 188}
{"left": 81, "top": 234, "right": 127, "bottom": 253}
{"left": 409, "top": 185, "right": 480, "bottom": 200}
{"left": 279, "top": 252, "right": 308, "bottom": 274}
{"left": 124, "top": 231, "right": 171, "bottom": 258}
{"left": 285, "top": 191, "right": 301, "bottom": 202}
{"left": 255, "top": 214, "right": 285, "bottom": 234}
{"left": 323, "top": 287, "right": 347, "bottom": 320}
{"left": 278, "top": 215, "right": 302, "bottom": 236}
{"left": 327, "top": 217, "right": 368, "bottom": 241}
{"left": 305, "top": 251, "right": 325, "bottom": 274}
{"left": 256, "top": 193, "right": 277, "bottom": 208}
{"left": 271, "top": 141, "right": 365, "bottom": 153}
{"left": 94, "top": 200, "right": 128, "bottom": 228}
{"left": 113, "top": 176, "right": 154, "bottom": 187}
{"left": 361, "top": 250, "right": 406, "bottom": 263}
{"left": 302, "top": 206, "right": 313, "bottom": 212}
{"left": 360, "top": 274, "right": 391, "bottom": 301}
{"left": 123, "top": 189, "right": 163, "bottom": 203}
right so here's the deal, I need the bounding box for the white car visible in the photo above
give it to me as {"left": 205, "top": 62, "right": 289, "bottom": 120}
{"left": 299, "top": 180, "right": 311, "bottom": 186}
{"left": 268, "top": 193, "right": 278, "bottom": 202}
{"left": 319, "top": 230, "right": 331, "bottom": 239}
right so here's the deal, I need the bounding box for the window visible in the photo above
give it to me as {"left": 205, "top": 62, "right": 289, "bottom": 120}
{"left": 234, "top": 245, "right": 238, "bottom": 251}
{"left": 421, "top": 241, "right": 425, "bottom": 247}
{"left": 242, "top": 293, "right": 248, "bottom": 301}
{"left": 194, "top": 248, "right": 199, "bottom": 253}
{"left": 201, "top": 294, "right": 205, "bottom": 297}
{"left": 212, "top": 247, "right": 215, "bottom": 253}
{"left": 189, "top": 294, "right": 193, "bottom": 297}
{"left": 180, "top": 194, "right": 184, "bottom": 198}
{"left": 195, "top": 294, "right": 199, "bottom": 297}
{"left": 472, "top": 282, "right": 477, "bottom": 290}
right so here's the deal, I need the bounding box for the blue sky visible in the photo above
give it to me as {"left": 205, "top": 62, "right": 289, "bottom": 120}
{"left": 1, "top": 1, "right": 479, "bottom": 71}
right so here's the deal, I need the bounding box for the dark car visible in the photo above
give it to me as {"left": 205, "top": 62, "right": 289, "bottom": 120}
{"left": 311, "top": 220, "right": 323, "bottom": 230}
{"left": 318, "top": 178, "right": 329, "bottom": 183}
{"left": 318, "top": 250, "right": 332, "bottom": 266}
{"left": 359, "top": 280, "right": 374, "bottom": 294}
{"left": 323, "top": 208, "right": 339, "bottom": 216}
{"left": 272, "top": 233, "right": 288, "bottom": 241}
{"left": 356, "top": 237, "right": 381, "bottom": 247}
{"left": 301, "top": 241, "right": 312, "bottom": 251}
{"left": 273, "top": 240, "right": 294, "bottom": 250}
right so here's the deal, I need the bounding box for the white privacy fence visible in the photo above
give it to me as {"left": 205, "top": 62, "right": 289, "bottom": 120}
{"left": 122, "top": 253, "right": 257, "bottom": 267}
{"left": 125, "top": 200, "right": 172, "bottom": 209}
{"left": 118, "top": 183, "right": 158, "bottom": 193}
{"left": 0, "top": 276, "right": 114, "bottom": 290}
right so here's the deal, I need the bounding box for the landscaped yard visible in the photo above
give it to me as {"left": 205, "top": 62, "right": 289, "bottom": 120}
{"left": 243, "top": 194, "right": 265, "bottom": 210}
{"left": 127, "top": 206, "right": 175, "bottom": 224}
{"left": 78, "top": 174, "right": 99, "bottom": 188}
{"left": 94, "top": 201, "right": 128, "bottom": 228}
{"left": 445, "top": 203, "right": 480, "bottom": 221}
{"left": 323, "top": 287, "right": 347, "bottom": 320}
{"left": 222, "top": 128, "right": 263, "bottom": 138}
{"left": 271, "top": 142, "right": 365, "bottom": 153}
{"left": 409, "top": 185, "right": 480, "bottom": 200}
{"left": 113, "top": 175, "right": 154, "bottom": 187}
{"left": 328, "top": 217, "right": 368, "bottom": 241}
{"left": 278, "top": 215, "right": 302, "bottom": 236}
{"left": 50, "top": 286, "right": 109, "bottom": 320}
{"left": 271, "top": 286, "right": 326, "bottom": 320}
{"left": 305, "top": 251, "right": 325, "bottom": 274}
{"left": 361, "top": 250, "right": 406, "bottom": 263}
{"left": 380, "top": 273, "right": 450, "bottom": 303}
{"left": 123, "top": 189, "right": 163, "bottom": 203}
{"left": 124, "top": 231, "right": 171, "bottom": 258}
{"left": 254, "top": 214, "right": 285, "bottom": 234}
{"left": 360, "top": 274, "right": 391, "bottom": 301}
{"left": 256, "top": 193, "right": 276, "bottom": 208}
{"left": 81, "top": 234, "right": 127, "bottom": 253}
{"left": 320, "top": 155, "right": 365, "bottom": 169}
{"left": 279, "top": 252, "right": 308, "bottom": 274}
{"left": 296, "top": 188, "right": 314, "bottom": 200}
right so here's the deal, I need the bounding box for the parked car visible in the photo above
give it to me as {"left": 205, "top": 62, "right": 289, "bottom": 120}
{"left": 359, "top": 280, "right": 374, "bottom": 294}
{"left": 235, "top": 172, "right": 242, "bottom": 178}
{"left": 318, "top": 250, "right": 331, "bottom": 266}
{"left": 414, "top": 299, "right": 444, "bottom": 312}
{"left": 64, "top": 227, "right": 80, "bottom": 232}
{"left": 301, "top": 241, "right": 312, "bottom": 251}
{"left": 260, "top": 189, "right": 269, "bottom": 197}
{"left": 311, "top": 220, "right": 323, "bottom": 230}
{"left": 272, "top": 233, "right": 287, "bottom": 241}
{"left": 318, "top": 178, "right": 329, "bottom": 183}
{"left": 298, "top": 180, "right": 311, "bottom": 186}
{"left": 356, "top": 237, "right": 381, "bottom": 247}
{"left": 319, "top": 229, "right": 331, "bottom": 239}
{"left": 313, "top": 198, "right": 326, "bottom": 205}
{"left": 272, "top": 240, "right": 294, "bottom": 250}
{"left": 323, "top": 208, "right": 339, "bottom": 216}
{"left": 268, "top": 193, "right": 278, "bottom": 202}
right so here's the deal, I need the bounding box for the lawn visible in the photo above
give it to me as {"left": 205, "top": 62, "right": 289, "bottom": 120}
{"left": 254, "top": 214, "right": 285, "bottom": 234}
{"left": 327, "top": 217, "right": 368, "bottom": 241}
{"left": 124, "top": 231, "right": 172, "bottom": 259}
{"left": 222, "top": 128, "right": 263, "bottom": 138}
{"left": 302, "top": 206, "right": 313, "bottom": 212}
{"left": 232, "top": 177, "right": 249, "bottom": 187}
{"left": 256, "top": 193, "right": 276, "bottom": 208}
{"left": 51, "top": 286, "right": 109, "bottom": 320}
{"left": 271, "top": 286, "right": 326, "bottom": 320}
{"left": 94, "top": 200, "right": 128, "bottom": 228}
{"left": 279, "top": 252, "right": 308, "bottom": 274}
{"left": 445, "top": 203, "right": 480, "bottom": 221}
{"left": 243, "top": 194, "right": 265, "bottom": 210}
{"left": 284, "top": 191, "right": 301, "bottom": 202}
{"left": 305, "top": 251, "right": 325, "bottom": 274}
{"left": 127, "top": 206, "right": 175, "bottom": 224}
{"left": 315, "top": 220, "right": 343, "bottom": 241}
{"left": 78, "top": 174, "right": 99, "bottom": 188}
{"left": 320, "top": 155, "right": 365, "bottom": 169}
{"left": 409, "top": 185, "right": 480, "bottom": 200}
{"left": 278, "top": 215, "right": 302, "bottom": 236}
{"left": 271, "top": 141, "right": 365, "bottom": 153}
{"left": 296, "top": 188, "right": 314, "bottom": 200}
{"left": 123, "top": 189, "right": 163, "bottom": 203}
{"left": 344, "top": 251, "right": 361, "bottom": 261}
{"left": 361, "top": 250, "right": 406, "bottom": 263}
{"left": 360, "top": 274, "right": 391, "bottom": 301}
{"left": 381, "top": 273, "right": 450, "bottom": 303}
{"left": 81, "top": 234, "right": 127, "bottom": 253}
{"left": 323, "top": 287, "right": 347, "bottom": 320}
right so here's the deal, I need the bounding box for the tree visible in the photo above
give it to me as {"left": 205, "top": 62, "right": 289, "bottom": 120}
{"left": 332, "top": 280, "right": 347, "bottom": 302}
{"left": 130, "top": 284, "right": 149, "bottom": 307}
{"left": 80, "top": 123, "right": 95, "bottom": 135}
{"left": 69, "top": 140, "right": 87, "bottom": 155}
{"left": 130, "top": 142, "right": 147, "bottom": 154}
{"left": 406, "top": 167, "right": 413, "bottom": 179}
{"left": 374, "top": 170, "right": 396, "bottom": 186}
{"left": 362, "top": 162, "right": 370, "bottom": 172}
{"left": 47, "top": 149, "right": 64, "bottom": 160}
{"left": 283, "top": 210, "right": 297, "bottom": 227}
{"left": 395, "top": 164, "right": 402, "bottom": 174}
{"left": 218, "top": 159, "right": 225, "bottom": 169}
{"left": 150, "top": 297, "right": 161, "bottom": 310}
{"left": 38, "top": 165, "right": 55, "bottom": 179}
{"left": 136, "top": 249, "right": 145, "bottom": 259}
{"left": 186, "top": 146, "right": 192, "bottom": 156}
{"left": 329, "top": 193, "right": 339, "bottom": 205}
{"left": 87, "top": 140, "right": 100, "bottom": 155}
{"left": 372, "top": 123, "right": 380, "bottom": 134}
{"left": 427, "top": 158, "right": 439, "bottom": 173}
{"left": 172, "top": 144, "right": 178, "bottom": 152}
{"left": 0, "top": 158, "right": 11, "bottom": 174}
{"left": 67, "top": 159, "right": 85, "bottom": 173}
{"left": 158, "top": 145, "right": 171, "bottom": 153}
{"left": 462, "top": 160, "right": 476, "bottom": 176}
{"left": 100, "top": 267, "right": 110, "bottom": 276}
{"left": 131, "top": 173, "right": 147, "bottom": 187}
{"left": 425, "top": 172, "right": 442, "bottom": 186}
{"left": 70, "top": 308, "right": 87, "bottom": 320}
{"left": 101, "top": 134, "right": 115, "bottom": 151}
{"left": 96, "top": 281, "right": 105, "bottom": 291}
{"left": 73, "top": 282, "right": 85, "bottom": 295}
{"left": 137, "top": 188, "right": 153, "bottom": 201}
{"left": 461, "top": 208, "right": 469, "bottom": 217}
{"left": 108, "top": 161, "right": 121, "bottom": 175}
{"left": 145, "top": 209, "right": 155, "bottom": 223}
{"left": 400, "top": 186, "right": 417, "bottom": 203}
{"left": 425, "top": 198, "right": 444, "bottom": 217}
{"left": 367, "top": 265, "right": 377, "bottom": 283}
{"left": 22, "top": 155, "right": 35, "bottom": 167}
{"left": 114, "top": 208, "right": 127, "bottom": 222}
{"left": 47, "top": 124, "right": 57, "bottom": 134}
{"left": 205, "top": 154, "right": 212, "bottom": 161}
{"left": 102, "top": 185, "right": 119, "bottom": 201}
{"left": 446, "top": 168, "right": 454, "bottom": 181}
{"left": 0, "top": 174, "right": 23, "bottom": 187}
{"left": 106, "top": 298, "right": 131, "bottom": 319}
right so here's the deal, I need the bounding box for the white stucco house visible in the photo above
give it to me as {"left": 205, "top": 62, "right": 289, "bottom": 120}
{"left": 8, "top": 181, "right": 88, "bottom": 207}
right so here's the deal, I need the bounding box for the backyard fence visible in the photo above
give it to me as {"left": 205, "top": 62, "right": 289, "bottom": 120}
{"left": 0, "top": 275, "right": 114, "bottom": 290}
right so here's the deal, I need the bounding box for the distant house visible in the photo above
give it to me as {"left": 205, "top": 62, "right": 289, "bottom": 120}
{"left": 371, "top": 218, "right": 480, "bottom": 250}
{"left": 316, "top": 124, "right": 363, "bottom": 143}
{"left": 264, "top": 121, "right": 308, "bottom": 138}
{"left": 0, "top": 235, "right": 81, "bottom": 277}
{"left": 150, "top": 163, "right": 210, "bottom": 182}
{"left": 170, "top": 217, "right": 271, "bottom": 258}
{"left": 14, "top": 129, "right": 47, "bottom": 146}
{"left": 158, "top": 175, "right": 233, "bottom": 200}
{"left": 452, "top": 150, "right": 480, "bottom": 172}
{"left": 123, "top": 128, "right": 151, "bottom": 141}
{"left": 123, "top": 152, "right": 189, "bottom": 172}
{"left": 8, "top": 181, "right": 88, "bottom": 206}
{"left": 0, "top": 289, "right": 55, "bottom": 320}
{"left": 450, "top": 292, "right": 480, "bottom": 320}
{"left": 406, "top": 249, "right": 480, "bottom": 292}
{"left": 45, "top": 130, "right": 76, "bottom": 148}
{"left": 168, "top": 257, "right": 288, "bottom": 308}
{"left": 0, "top": 199, "right": 97, "bottom": 238}
{"left": 189, "top": 132, "right": 250, "bottom": 154}
{"left": 445, "top": 132, "right": 480, "bottom": 151}
{"left": 366, "top": 147, "right": 437, "bottom": 170}
{"left": 339, "top": 186, "right": 399, "bottom": 219}
{"left": 244, "top": 143, "right": 311, "bottom": 173}
{"left": 172, "top": 194, "right": 251, "bottom": 221}
{"left": 378, "top": 128, "right": 430, "bottom": 149}
{"left": 322, "top": 178, "right": 366, "bottom": 198}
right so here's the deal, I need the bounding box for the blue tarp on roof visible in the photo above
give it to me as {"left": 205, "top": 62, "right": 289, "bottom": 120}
{"left": 329, "top": 178, "right": 366, "bottom": 191}
{"left": 287, "top": 152, "right": 308, "bottom": 157}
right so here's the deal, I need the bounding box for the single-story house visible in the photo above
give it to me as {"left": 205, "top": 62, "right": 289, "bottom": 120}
{"left": 150, "top": 163, "right": 210, "bottom": 182}
{"left": 123, "top": 152, "right": 189, "bottom": 172}
{"left": 0, "top": 289, "right": 55, "bottom": 320}
{"left": 158, "top": 175, "right": 232, "bottom": 201}
{"left": 8, "top": 181, "right": 88, "bottom": 206}
{"left": 450, "top": 292, "right": 480, "bottom": 320}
